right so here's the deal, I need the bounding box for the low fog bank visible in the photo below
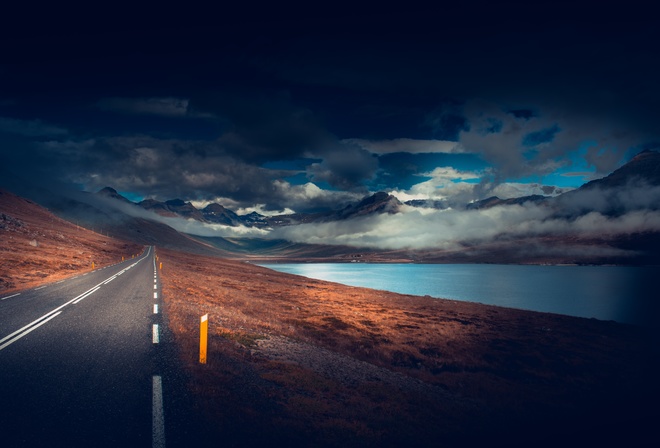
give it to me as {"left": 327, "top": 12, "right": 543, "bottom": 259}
{"left": 271, "top": 204, "right": 660, "bottom": 251}
{"left": 270, "top": 184, "right": 660, "bottom": 254}
{"left": 88, "top": 193, "right": 269, "bottom": 239}
{"left": 92, "top": 182, "right": 660, "bottom": 259}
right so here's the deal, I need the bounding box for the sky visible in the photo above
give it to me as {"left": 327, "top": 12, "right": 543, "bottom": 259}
{"left": 1, "top": 2, "right": 659, "bottom": 218}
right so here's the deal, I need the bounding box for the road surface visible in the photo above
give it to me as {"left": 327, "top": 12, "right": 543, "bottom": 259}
{"left": 0, "top": 246, "right": 196, "bottom": 447}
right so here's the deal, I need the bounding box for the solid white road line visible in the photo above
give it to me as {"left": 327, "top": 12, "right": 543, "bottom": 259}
{"left": 1, "top": 293, "right": 20, "bottom": 301}
{"left": 152, "top": 324, "right": 159, "bottom": 343}
{"left": 73, "top": 286, "right": 101, "bottom": 304}
{"left": 103, "top": 275, "right": 117, "bottom": 285}
{"left": 152, "top": 375, "right": 166, "bottom": 448}
{"left": 0, "top": 312, "right": 62, "bottom": 351}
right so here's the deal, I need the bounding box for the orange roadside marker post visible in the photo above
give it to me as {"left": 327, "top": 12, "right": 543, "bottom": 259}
{"left": 200, "top": 314, "right": 208, "bottom": 364}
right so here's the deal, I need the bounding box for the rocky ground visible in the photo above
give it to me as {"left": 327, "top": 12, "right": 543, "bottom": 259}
{"left": 0, "top": 189, "right": 142, "bottom": 292}
{"left": 158, "top": 247, "right": 659, "bottom": 447}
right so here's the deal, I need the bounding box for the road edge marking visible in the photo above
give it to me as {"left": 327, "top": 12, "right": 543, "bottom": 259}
{"left": 0, "top": 311, "right": 62, "bottom": 351}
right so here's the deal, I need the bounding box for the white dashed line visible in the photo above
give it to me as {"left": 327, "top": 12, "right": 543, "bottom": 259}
{"left": 34, "top": 286, "right": 46, "bottom": 291}
{"left": 154, "top": 304, "right": 158, "bottom": 314}
{"left": 152, "top": 324, "right": 160, "bottom": 343}
{"left": 154, "top": 284, "right": 157, "bottom": 289}
{"left": 152, "top": 375, "right": 166, "bottom": 448}
{"left": 154, "top": 292, "right": 158, "bottom": 299}
{"left": 1, "top": 293, "right": 20, "bottom": 301}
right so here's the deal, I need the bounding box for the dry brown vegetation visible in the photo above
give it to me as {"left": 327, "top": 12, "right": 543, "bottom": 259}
{"left": 158, "top": 247, "right": 658, "bottom": 447}
{"left": 0, "top": 189, "right": 142, "bottom": 292}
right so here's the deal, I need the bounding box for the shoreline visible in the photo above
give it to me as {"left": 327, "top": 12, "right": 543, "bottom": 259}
{"left": 254, "top": 261, "right": 658, "bottom": 328}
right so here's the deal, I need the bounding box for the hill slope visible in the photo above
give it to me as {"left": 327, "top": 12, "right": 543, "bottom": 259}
{"left": 0, "top": 189, "right": 142, "bottom": 292}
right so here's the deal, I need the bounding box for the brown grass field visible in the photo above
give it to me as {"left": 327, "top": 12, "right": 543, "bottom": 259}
{"left": 158, "top": 247, "right": 659, "bottom": 447}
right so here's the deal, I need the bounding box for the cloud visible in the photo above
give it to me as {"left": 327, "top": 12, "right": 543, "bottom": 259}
{"left": 87, "top": 191, "right": 268, "bottom": 238}
{"left": 159, "top": 216, "right": 269, "bottom": 238}
{"left": 190, "top": 90, "right": 336, "bottom": 163}
{"left": 0, "top": 116, "right": 68, "bottom": 137}
{"left": 270, "top": 199, "right": 660, "bottom": 252}
{"left": 270, "top": 180, "right": 364, "bottom": 212}
{"left": 422, "top": 99, "right": 656, "bottom": 187}
{"left": 30, "top": 134, "right": 371, "bottom": 213}
{"left": 423, "top": 100, "right": 470, "bottom": 140}
{"left": 306, "top": 142, "right": 378, "bottom": 191}
{"left": 97, "top": 97, "right": 190, "bottom": 117}
{"left": 343, "top": 138, "right": 462, "bottom": 154}
{"left": 556, "top": 182, "right": 660, "bottom": 216}
{"left": 35, "top": 135, "right": 282, "bottom": 205}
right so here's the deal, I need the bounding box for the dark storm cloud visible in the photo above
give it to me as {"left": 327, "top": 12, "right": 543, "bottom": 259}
{"left": 96, "top": 97, "right": 190, "bottom": 117}
{"left": 36, "top": 136, "right": 279, "bottom": 201}
{"left": 7, "top": 134, "right": 361, "bottom": 213}
{"left": 1, "top": 1, "right": 659, "bottom": 217}
{"left": 0, "top": 116, "right": 68, "bottom": 137}
{"left": 189, "top": 90, "right": 335, "bottom": 163}
{"left": 306, "top": 143, "right": 378, "bottom": 192}
{"left": 188, "top": 90, "right": 384, "bottom": 191}
{"left": 423, "top": 101, "right": 470, "bottom": 141}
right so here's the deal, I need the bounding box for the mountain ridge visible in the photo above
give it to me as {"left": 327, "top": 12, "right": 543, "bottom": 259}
{"left": 3, "top": 149, "right": 659, "bottom": 265}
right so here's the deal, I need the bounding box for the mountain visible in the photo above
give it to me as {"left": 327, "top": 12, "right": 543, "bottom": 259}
{"left": 138, "top": 198, "right": 179, "bottom": 217}
{"left": 466, "top": 195, "right": 548, "bottom": 210}
{"left": 202, "top": 203, "right": 241, "bottom": 226}
{"left": 96, "top": 187, "right": 134, "bottom": 204}
{"left": 163, "top": 199, "right": 206, "bottom": 221}
{"left": 138, "top": 197, "right": 207, "bottom": 221}
{"left": 333, "top": 191, "right": 402, "bottom": 220}
{"left": 580, "top": 149, "right": 660, "bottom": 190}
{"left": 133, "top": 191, "right": 405, "bottom": 228}
{"left": 255, "top": 192, "right": 404, "bottom": 227}
{"left": 240, "top": 211, "right": 268, "bottom": 227}
{"left": 137, "top": 197, "right": 259, "bottom": 226}
{"left": 555, "top": 149, "right": 660, "bottom": 217}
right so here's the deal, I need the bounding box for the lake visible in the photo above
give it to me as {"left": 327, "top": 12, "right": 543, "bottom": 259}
{"left": 258, "top": 263, "right": 659, "bottom": 326}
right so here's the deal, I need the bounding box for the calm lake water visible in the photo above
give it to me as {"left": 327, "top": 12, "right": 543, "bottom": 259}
{"left": 258, "top": 263, "right": 659, "bottom": 326}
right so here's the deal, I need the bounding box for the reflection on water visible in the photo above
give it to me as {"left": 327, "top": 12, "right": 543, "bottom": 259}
{"left": 259, "top": 263, "right": 659, "bottom": 327}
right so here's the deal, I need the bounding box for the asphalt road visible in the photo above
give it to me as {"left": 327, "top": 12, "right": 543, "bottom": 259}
{"left": 0, "top": 246, "right": 193, "bottom": 447}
